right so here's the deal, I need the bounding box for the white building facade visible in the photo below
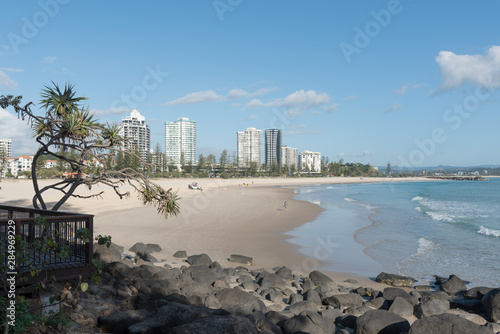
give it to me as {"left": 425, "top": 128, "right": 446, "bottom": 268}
{"left": 281, "top": 146, "right": 299, "bottom": 171}
{"left": 118, "top": 110, "right": 151, "bottom": 161}
{"left": 0, "top": 138, "right": 12, "bottom": 158}
{"left": 165, "top": 117, "right": 196, "bottom": 166}
{"left": 299, "top": 151, "right": 321, "bottom": 172}
{"left": 5, "top": 155, "right": 34, "bottom": 177}
{"left": 237, "top": 127, "right": 262, "bottom": 168}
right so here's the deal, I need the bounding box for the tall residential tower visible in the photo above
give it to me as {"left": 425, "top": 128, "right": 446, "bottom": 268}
{"left": 265, "top": 129, "right": 282, "bottom": 167}
{"left": 118, "top": 110, "right": 151, "bottom": 160}
{"left": 165, "top": 117, "right": 196, "bottom": 166}
{"left": 237, "top": 127, "right": 262, "bottom": 168}
{"left": 0, "top": 138, "right": 12, "bottom": 158}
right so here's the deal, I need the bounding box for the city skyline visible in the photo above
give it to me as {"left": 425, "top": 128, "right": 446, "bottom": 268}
{"left": 1, "top": 2, "right": 500, "bottom": 167}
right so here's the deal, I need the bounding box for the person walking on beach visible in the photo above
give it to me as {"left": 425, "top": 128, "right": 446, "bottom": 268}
{"left": 283, "top": 201, "right": 288, "bottom": 211}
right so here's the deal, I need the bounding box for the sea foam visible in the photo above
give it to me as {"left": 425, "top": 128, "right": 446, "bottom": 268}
{"left": 412, "top": 196, "right": 424, "bottom": 201}
{"left": 478, "top": 226, "right": 500, "bottom": 237}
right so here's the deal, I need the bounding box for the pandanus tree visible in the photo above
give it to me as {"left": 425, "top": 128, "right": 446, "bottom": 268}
{"left": 0, "top": 82, "right": 180, "bottom": 218}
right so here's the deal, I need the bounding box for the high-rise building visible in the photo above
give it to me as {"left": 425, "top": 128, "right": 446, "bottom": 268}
{"left": 237, "top": 127, "right": 262, "bottom": 168}
{"left": 165, "top": 117, "right": 196, "bottom": 166}
{"left": 118, "top": 110, "right": 151, "bottom": 160}
{"left": 0, "top": 138, "right": 12, "bottom": 158}
{"left": 299, "top": 151, "right": 321, "bottom": 172}
{"left": 265, "top": 129, "right": 282, "bottom": 167}
{"left": 281, "top": 145, "right": 299, "bottom": 171}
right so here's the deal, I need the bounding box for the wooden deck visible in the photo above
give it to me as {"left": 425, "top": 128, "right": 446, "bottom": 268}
{"left": 0, "top": 205, "right": 94, "bottom": 292}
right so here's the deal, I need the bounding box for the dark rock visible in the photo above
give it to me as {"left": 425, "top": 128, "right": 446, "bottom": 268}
{"left": 146, "top": 243, "right": 162, "bottom": 252}
{"left": 344, "top": 278, "right": 359, "bottom": 284}
{"left": 223, "top": 267, "right": 236, "bottom": 276}
{"left": 243, "top": 282, "right": 259, "bottom": 291}
{"left": 93, "top": 242, "right": 122, "bottom": 264}
{"left": 187, "top": 253, "right": 213, "bottom": 266}
{"left": 464, "top": 287, "right": 494, "bottom": 300}
{"left": 450, "top": 297, "right": 484, "bottom": 312}
{"left": 321, "top": 308, "right": 343, "bottom": 322}
{"left": 204, "top": 294, "right": 222, "bottom": 309}
{"left": 210, "top": 261, "right": 223, "bottom": 271}
{"left": 275, "top": 266, "right": 294, "bottom": 281}
{"left": 408, "top": 313, "right": 492, "bottom": 334}
{"left": 266, "top": 310, "right": 290, "bottom": 328}
{"left": 238, "top": 274, "right": 254, "bottom": 284}
{"left": 135, "top": 251, "right": 158, "bottom": 263}
{"left": 383, "top": 287, "right": 419, "bottom": 306}
{"left": 388, "top": 296, "right": 414, "bottom": 317}
{"left": 265, "top": 289, "right": 283, "bottom": 303}
{"left": 129, "top": 242, "right": 160, "bottom": 254}
{"left": 149, "top": 279, "right": 180, "bottom": 296}
{"left": 482, "top": 288, "right": 500, "bottom": 322}
{"left": 299, "top": 310, "right": 336, "bottom": 333}
{"left": 305, "top": 289, "right": 322, "bottom": 306}
{"left": 413, "top": 285, "right": 431, "bottom": 291}
{"left": 418, "top": 290, "right": 450, "bottom": 300}
{"left": 183, "top": 265, "right": 219, "bottom": 285}
{"left": 259, "top": 273, "right": 289, "bottom": 290}
{"left": 302, "top": 277, "right": 316, "bottom": 293}
{"left": 247, "top": 312, "right": 282, "bottom": 334}
{"left": 339, "top": 314, "right": 357, "bottom": 329}
{"left": 152, "top": 268, "right": 181, "bottom": 281}
{"left": 355, "top": 309, "right": 410, "bottom": 334}
{"left": 174, "top": 250, "right": 187, "bottom": 258}
{"left": 215, "top": 288, "right": 267, "bottom": 315}
{"left": 213, "top": 280, "right": 229, "bottom": 289}
{"left": 103, "top": 261, "right": 133, "bottom": 279}
{"left": 289, "top": 300, "right": 319, "bottom": 315}
{"left": 441, "top": 275, "right": 467, "bottom": 295}
{"left": 376, "top": 272, "right": 415, "bottom": 288}
{"left": 230, "top": 254, "right": 253, "bottom": 265}
{"left": 323, "top": 293, "right": 364, "bottom": 308}
{"left": 309, "top": 271, "right": 336, "bottom": 289}
{"left": 283, "top": 313, "right": 334, "bottom": 334}
{"left": 288, "top": 293, "right": 304, "bottom": 305}
{"left": 413, "top": 296, "right": 450, "bottom": 319}
{"left": 97, "top": 309, "right": 151, "bottom": 334}
{"left": 365, "top": 297, "right": 389, "bottom": 310}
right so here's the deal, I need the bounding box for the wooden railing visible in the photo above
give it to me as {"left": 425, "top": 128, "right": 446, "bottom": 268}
{"left": 0, "top": 205, "right": 94, "bottom": 281}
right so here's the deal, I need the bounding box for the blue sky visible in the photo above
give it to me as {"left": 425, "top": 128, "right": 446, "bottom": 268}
{"left": 1, "top": 0, "right": 500, "bottom": 167}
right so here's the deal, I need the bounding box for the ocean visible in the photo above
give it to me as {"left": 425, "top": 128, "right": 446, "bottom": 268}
{"left": 286, "top": 178, "right": 500, "bottom": 288}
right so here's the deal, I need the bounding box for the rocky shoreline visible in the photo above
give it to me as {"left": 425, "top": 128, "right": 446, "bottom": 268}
{"left": 46, "top": 242, "right": 500, "bottom": 333}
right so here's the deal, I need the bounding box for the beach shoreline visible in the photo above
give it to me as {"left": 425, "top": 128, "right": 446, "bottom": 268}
{"left": 0, "top": 176, "right": 434, "bottom": 289}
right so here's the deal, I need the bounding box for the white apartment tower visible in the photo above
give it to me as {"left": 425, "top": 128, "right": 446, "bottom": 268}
{"left": 237, "top": 127, "right": 262, "bottom": 168}
{"left": 281, "top": 146, "right": 299, "bottom": 171}
{"left": 299, "top": 151, "right": 321, "bottom": 172}
{"left": 165, "top": 117, "right": 196, "bottom": 166}
{"left": 0, "top": 138, "right": 12, "bottom": 158}
{"left": 265, "top": 129, "right": 282, "bottom": 167}
{"left": 118, "top": 110, "right": 151, "bottom": 160}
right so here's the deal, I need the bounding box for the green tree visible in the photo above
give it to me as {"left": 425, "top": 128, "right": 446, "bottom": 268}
{"left": 0, "top": 83, "right": 180, "bottom": 217}
{"left": 219, "top": 149, "right": 229, "bottom": 169}
{"left": 387, "top": 161, "right": 392, "bottom": 175}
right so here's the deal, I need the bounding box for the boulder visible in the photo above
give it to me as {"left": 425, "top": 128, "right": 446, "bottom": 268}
{"left": 135, "top": 252, "right": 158, "bottom": 263}
{"left": 215, "top": 288, "right": 267, "bottom": 315}
{"left": 103, "top": 261, "right": 133, "bottom": 279}
{"left": 283, "top": 313, "right": 334, "bottom": 334}
{"left": 304, "top": 289, "right": 322, "bottom": 306}
{"left": 259, "top": 274, "right": 288, "bottom": 290}
{"left": 266, "top": 310, "right": 290, "bottom": 328}
{"left": 414, "top": 296, "right": 450, "bottom": 319}
{"left": 167, "top": 315, "right": 258, "bottom": 334}
{"left": 408, "top": 313, "right": 492, "bottom": 334}
{"left": 464, "top": 287, "right": 494, "bottom": 300}
{"left": 230, "top": 254, "right": 253, "bottom": 265}
{"left": 441, "top": 275, "right": 467, "bottom": 295}
{"left": 187, "top": 254, "right": 213, "bottom": 266}
{"left": 323, "top": 293, "right": 364, "bottom": 308}
{"left": 275, "top": 266, "right": 294, "bottom": 281}
{"left": 309, "top": 271, "right": 336, "bottom": 289}
{"left": 355, "top": 309, "right": 410, "bottom": 334}
{"left": 183, "top": 265, "right": 219, "bottom": 285}
{"left": 321, "top": 308, "right": 343, "bottom": 322}
{"left": 289, "top": 300, "right": 319, "bottom": 315}
{"left": 93, "top": 242, "right": 122, "bottom": 263}
{"left": 174, "top": 250, "right": 187, "bottom": 258}
{"left": 238, "top": 274, "right": 254, "bottom": 284}
{"left": 388, "top": 297, "right": 414, "bottom": 317}
{"left": 288, "top": 293, "right": 304, "bottom": 305}
{"left": 365, "top": 297, "right": 389, "bottom": 310}
{"left": 129, "top": 242, "right": 161, "bottom": 254}
{"left": 482, "top": 288, "right": 500, "bottom": 322}
{"left": 97, "top": 309, "right": 151, "bottom": 334}
{"left": 376, "top": 272, "right": 415, "bottom": 288}
{"left": 383, "top": 287, "right": 419, "bottom": 306}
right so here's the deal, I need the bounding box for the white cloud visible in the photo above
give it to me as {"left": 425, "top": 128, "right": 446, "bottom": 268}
{"left": 165, "top": 90, "right": 224, "bottom": 105}
{"left": 267, "top": 89, "right": 330, "bottom": 110}
{"left": 42, "top": 56, "right": 57, "bottom": 64}
{"left": 384, "top": 103, "right": 403, "bottom": 113}
{"left": 284, "top": 109, "right": 301, "bottom": 118}
{"left": 0, "top": 68, "right": 23, "bottom": 73}
{"left": 0, "top": 108, "right": 37, "bottom": 155}
{"left": 251, "top": 86, "right": 279, "bottom": 96}
{"left": 337, "top": 152, "right": 345, "bottom": 157}
{"left": 309, "top": 110, "right": 323, "bottom": 116}
{"left": 244, "top": 98, "right": 264, "bottom": 109}
{"left": 0, "top": 71, "right": 17, "bottom": 89}
{"left": 343, "top": 95, "right": 356, "bottom": 100}
{"left": 323, "top": 103, "right": 339, "bottom": 112}
{"left": 394, "top": 83, "right": 421, "bottom": 95}
{"left": 91, "top": 107, "right": 131, "bottom": 117}
{"left": 353, "top": 150, "right": 375, "bottom": 157}
{"left": 246, "top": 114, "right": 258, "bottom": 121}
{"left": 227, "top": 89, "right": 249, "bottom": 99}
{"left": 435, "top": 46, "right": 500, "bottom": 92}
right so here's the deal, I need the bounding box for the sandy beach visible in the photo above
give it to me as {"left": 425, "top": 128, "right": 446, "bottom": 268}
{"left": 0, "top": 176, "right": 431, "bottom": 289}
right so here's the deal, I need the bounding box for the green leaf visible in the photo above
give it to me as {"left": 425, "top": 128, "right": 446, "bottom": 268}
{"left": 80, "top": 282, "right": 88, "bottom": 293}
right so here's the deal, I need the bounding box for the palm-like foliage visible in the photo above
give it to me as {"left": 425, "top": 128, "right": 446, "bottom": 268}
{"left": 40, "top": 82, "right": 87, "bottom": 119}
